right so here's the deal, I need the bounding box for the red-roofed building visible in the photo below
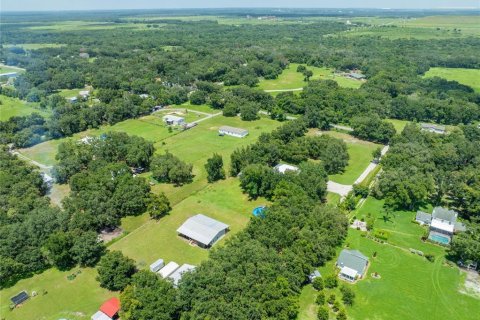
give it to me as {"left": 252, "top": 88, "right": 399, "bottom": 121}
{"left": 91, "top": 297, "right": 120, "bottom": 320}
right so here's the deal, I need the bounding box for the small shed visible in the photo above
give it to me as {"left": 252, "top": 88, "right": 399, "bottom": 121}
{"left": 149, "top": 258, "right": 165, "bottom": 273}
{"left": 158, "top": 261, "right": 180, "bottom": 279}
{"left": 308, "top": 270, "right": 321, "bottom": 282}
{"left": 168, "top": 263, "right": 196, "bottom": 286}
{"left": 177, "top": 214, "right": 229, "bottom": 248}
{"left": 218, "top": 126, "right": 249, "bottom": 138}
{"left": 91, "top": 311, "right": 112, "bottom": 320}
{"left": 10, "top": 291, "right": 29, "bottom": 306}
{"left": 99, "top": 297, "right": 120, "bottom": 319}
{"left": 420, "top": 123, "right": 446, "bottom": 134}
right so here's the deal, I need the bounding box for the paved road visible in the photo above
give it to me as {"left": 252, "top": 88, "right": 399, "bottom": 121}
{"left": 328, "top": 145, "right": 389, "bottom": 199}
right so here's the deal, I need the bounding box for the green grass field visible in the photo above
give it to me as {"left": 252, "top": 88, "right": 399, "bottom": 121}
{"left": 424, "top": 67, "right": 480, "bottom": 92}
{"left": 112, "top": 177, "right": 267, "bottom": 266}
{"left": 25, "top": 21, "right": 155, "bottom": 31}
{"left": 320, "top": 131, "right": 381, "bottom": 185}
{"left": 298, "top": 197, "right": 480, "bottom": 320}
{"left": 257, "top": 63, "right": 362, "bottom": 91}
{"left": 386, "top": 118, "right": 409, "bottom": 133}
{"left": 0, "top": 95, "right": 48, "bottom": 121}
{"left": 0, "top": 267, "right": 116, "bottom": 320}
{"left": 0, "top": 65, "right": 23, "bottom": 75}
{"left": 4, "top": 43, "right": 66, "bottom": 50}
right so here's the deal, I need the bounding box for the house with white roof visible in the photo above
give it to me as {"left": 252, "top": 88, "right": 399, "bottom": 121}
{"left": 274, "top": 163, "right": 299, "bottom": 174}
{"left": 415, "top": 207, "right": 465, "bottom": 245}
{"left": 177, "top": 214, "right": 229, "bottom": 248}
{"left": 163, "top": 115, "right": 185, "bottom": 126}
{"left": 168, "top": 263, "right": 196, "bottom": 287}
{"left": 158, "top": 261, "right": 179, "bottom": 279}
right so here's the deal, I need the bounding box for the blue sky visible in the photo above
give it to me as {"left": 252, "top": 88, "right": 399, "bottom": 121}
{"left": 2, "top": 0, "right": 479, "bottom": 11}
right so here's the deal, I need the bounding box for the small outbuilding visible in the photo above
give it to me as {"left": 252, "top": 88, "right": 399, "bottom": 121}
{"left": 149, "top": 258, "right": 165, "bottom": 273}
{"left": 420, "top": 123, "right": 446, "bottom": 134}
{"left": 308, "top": 270, "right": 322, "bottom": 282}
{"left": 158, "top": 261, "right": 180, "bottom": 279}
{"left": 274, "top": 163, "right": 299, "bottom": 174}
{"left": 92, "top": 297, "right": 120, "bottom": 320}
{"left": 10, "top": 291, "right": 29, "bottom": 307}
{"left": 336, "top": 249, "right": 369, "bottom": 282}
{"left": 163, "top": 115, "right": 185, "bottom": 126}
{"left": 168, "top": 263, "right": 196, "bottom": 286}
{"left": 177, "top": 214, "right": 229, "bottom": 248}
{"left": 218, "top": 126, "right": 249, "bottom": 138}
{"left": 347, "top": 72, "right": 366, "bottom": 80}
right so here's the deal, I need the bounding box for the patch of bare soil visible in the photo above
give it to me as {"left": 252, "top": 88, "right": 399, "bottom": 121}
{"left": 99, "top": 228, "right": 123, "bottom": 242}
{"left": 460, "top": 269, "right": 480, "bottom": 298}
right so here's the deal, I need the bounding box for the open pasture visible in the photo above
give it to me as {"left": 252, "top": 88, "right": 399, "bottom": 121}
{"left": 424, "top": 67, "right": 480, "bottom": 92}
{"left": 4, "top": 43, "right": 66, "bottom": 50}
{"left": 112, "top": 178, "right": 267, "bottom": 266}
{"left": 0, "top": 267, "right": 115, "bottom": 320}
{"left": 0, "top": 95, "right": 47, "bottom": 121}
{"left": 258, "top": 63, "right": 362, "bottom": 91}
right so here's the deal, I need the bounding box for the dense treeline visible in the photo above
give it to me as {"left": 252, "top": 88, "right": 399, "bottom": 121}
{"left": 1, "top": 16, "right": 479, "bottom": 148}
{"left": 0, "top": 132, "right": 157, "bottom": 287}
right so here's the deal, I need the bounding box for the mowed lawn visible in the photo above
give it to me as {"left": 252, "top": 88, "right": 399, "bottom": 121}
{"left": 320, "top": 131, "right": 381, "bottom": 185}
{"left": 0, "top": 267, "right": 116, "bottom": 320}
{"left": 112, "top": 178, "right": 267, "bottom": 267}
{"left": 4, "top": 43, "right": 66, "bottom": 50}
{"left": 258, "top": 63, "right": 362, "bottom": 91}
{"left": 18, "top": 114, "right": 180, "bottom": 166}
{"left": 424, "top": 67, "right": 480, "bottom": 92}
{"left": 298, "top": 197, "right": 480, "bottom": 320}
{"left": 386, "top": 118, "right": 409, "bottom": 133}
{"left": 0, "top": 95, "right": 48, "bottom": 121}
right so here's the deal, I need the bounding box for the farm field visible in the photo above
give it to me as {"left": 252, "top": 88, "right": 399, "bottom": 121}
{"left": 25, "top": 20, "right": 154, "bottom": 31}
{"left": 0, "top": 95, "right": 48, "bottom": 121}
{"left": 0, "top": 267, "right": 115, "bottom": 320}
{"left": 298, "top": 197, "right": 480, "bottom": 320}
{"left": 257, "top": 63, "right": 362, "bottom": 91}
{"left": 111, "top": 177, "right": 267, "bottom": 266}
{"left": 342, "top": 26, "right": 468, "bottom": 40}
{"left": 0, "top": 65, "right": 23, "bottom": 75}
{"left": 404, "top": 15, "right": 480, "bottom": 36}
{"left": 4, "top": 43, "right": 66, "bottom": 50}
{"left": 320, "top": 131, "right": 381, "bottom": 185}
{"left": 424, "top": 67, "right": 480, "bottom": 92}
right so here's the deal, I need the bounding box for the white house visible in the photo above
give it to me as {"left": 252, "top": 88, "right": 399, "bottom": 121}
{"left": 218, "top": 126, "right": 249, "bottom": 138}
{"left": 158, "top": 261, "right": 179, "bottom": 279}
{"left": 163, "top": 115, "right": 185, "bottom": 126}
{"left": 79, "top": 90, "right": 90, "bottom": 99}
{"left": 416, "top": 207, "right": 465, "bottom": 245}
{"left": 177, "top": 214, "right": 229, "bottom": 248}
{"left": 274, "top": 163, "right": 299, "bottom": 174}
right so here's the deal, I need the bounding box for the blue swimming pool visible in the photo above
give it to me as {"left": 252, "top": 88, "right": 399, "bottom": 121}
{"left": 252, "top": 206, "right": 266, "bottom": 218}
{"left": 429, "top": 233, "right": 450, "bottom": 245}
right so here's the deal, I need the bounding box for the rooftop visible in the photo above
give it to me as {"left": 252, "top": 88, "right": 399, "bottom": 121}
{"left": 159, "top": 261, "right": 180, "bottom": 279}
{"left": 275, "top": 163, "right": 299, "bottom": 174}
{"left": 415, "top": 211, "right": 432, "bottom": 224}
{"left": 99, "top": 297, "right": 120, "bottom": 318}
{"left": 177, "top": 214, "right": 229, "bottom": 247}
{"left": 340, "top": 266, "right": 358, "bottom": 278}
{"left": 337, "top": 249, "right": 369, "bottom": 276}
{"left": 168, "top": 263, "right": 196, "bottom": 286}
{"left": 163, "top": 115, "right": 185, "bottom": 121}
{"left": 91, "top": 311, "right": 112, "bottom": 320}
{"left": 432, "top": 207, "right": 457, "bottom": 223}
{"left": 219, "top": 126, "right": 249, "bottom": 135}
{"left": 421, "top": 123, "right": 446, "bottom": 132}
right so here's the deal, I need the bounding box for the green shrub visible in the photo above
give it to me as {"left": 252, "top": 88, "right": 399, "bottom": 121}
{"left": 312, "top": 277, "right": 324, "bottom": 291}
{"left": 325, "top": 275, "right": 338, "bottom": 288}
{"left": 328, "top": 293, "right": 336, "bottom": 304}
{"left": 317, "top": 306, "right": 329, "bottom": 320}
{"left": 316, "top": 291, "right": 326, "bottom": 305}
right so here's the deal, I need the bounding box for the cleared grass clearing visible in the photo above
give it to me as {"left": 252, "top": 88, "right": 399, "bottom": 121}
{"left": 0, "top": 267, "right": 115, "bottom": 320}
{"left": 297, "top": 284, "right": 318, "bottom": 320}
{"left": 320, "top": 131, "right": 381, "bottom": 185}
{"left": 25, "top": 21, "right": 154, "bottom": 31}
{"left": 0, "top": 95, "right": 48, "bottom": 121}
{"left": 343, "top": 26, "right": 468, "bottom": 40}
{"left": 424, "top": 67, "right": 480, "bottom": 92}
{"left": 112, "top": 177, "right": 267, "bottom": 266}
{"left": 18, "top": 115, "right": 179, "bottom": 166}
{"left": 4, "top": 43, "right": 66, "bottom": 50}
{"left": 386, "top": 118, "right": 409, "bottom": 133}
{"left": 258, "top": 63, "right": 362, "bottom": 91}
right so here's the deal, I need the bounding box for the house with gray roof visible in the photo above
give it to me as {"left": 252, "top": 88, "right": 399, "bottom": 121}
{"left": 347, "top": 72, "right": 366, "bottom": 80}
{"left": 415, "top": 211, "right": 432, "bottom": 225}
{"left": 420, "top": 123, "right": 446, "bottom": 134}
{"left": 177, "top": 214, "right": 229, "bottom": 248}
{"left": 336, "top": 249, "right": 369, "bottom": 282}
{"left": 415, "top": 207, "right": 466, "bottom": 245}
